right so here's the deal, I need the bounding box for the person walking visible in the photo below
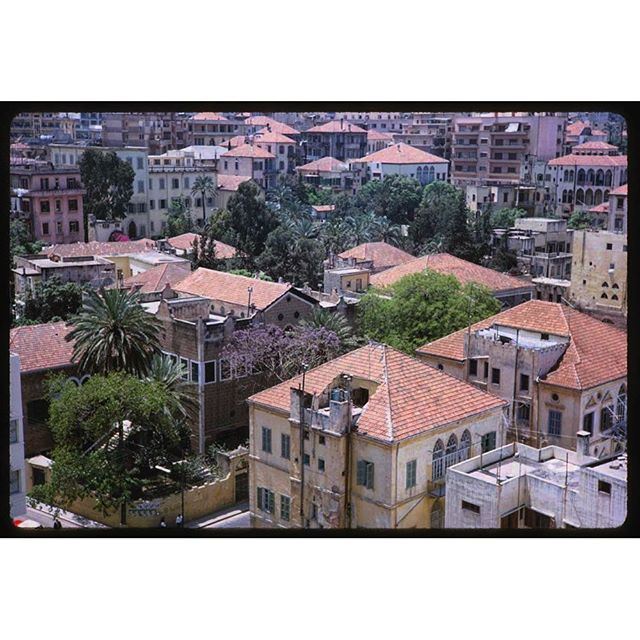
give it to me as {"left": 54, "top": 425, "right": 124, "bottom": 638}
{"left": 53, "top": 517, "right": 62, "bottom": 529}
{"left": 159, "top": 517, "right": 167, "bottom": 528}
{"left": 175, "top": 513, "right": 184, "bottom": 528}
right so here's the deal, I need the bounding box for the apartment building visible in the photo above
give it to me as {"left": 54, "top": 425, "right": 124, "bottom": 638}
{"left": 219, "top": 144, "right": 276, "bottom": 189}
{"left": 416, "top": 300, "right": 627, "bottom": 458}
{"left": 188, "top": 112, "right": 250, "bottom": 146}
{"left": 451, "top": 114, "right": 565, "bottom": 187}
{"left": 366, "top": 129, "right": 394, "bottom": 154}
{"left": 10, "top": 353, "right": 27, "bottom": 518}
{"left": 11, "top": 112, "right": 77, "bottom": 143}
{"left": 465, "top": 183, "right": 550, "bottom": 216}
{"left": 10, "top": 161, "right": 86, "bottom": 244}
{"left": 563, "top": 120, "right": 609, "bottom": 155}
{"left": 335, "top": 111, "right": 413, "bottom": 133}
{"left": 242, "top": 115, "right": 300, "bottom": 137}
{"left": 295, "top": 157, "right": 357, "bottom": 193}
{"left": 101, "top": 112, "right": 190, "bottom": 154}
{"left": 445, "top": 435, "right": 626, "bottom": 529}
{"left": 302, "top": 119, "right": 368, "bottom": 162}
{"left": 371, "top": 252, "right": 534, "bottom": 308}
{"left": 247, "top": 343, "right": 507, "bottom": 529}
{"left": 352, "top": 143, "right": 449, "bottom": 185}
{"left": 392, "top": 113, "right": 454, "bottom": 159}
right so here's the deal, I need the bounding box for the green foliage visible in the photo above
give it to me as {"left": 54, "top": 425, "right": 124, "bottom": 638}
{"left": 358, "top": 270, "right": 501, "bottom": 353}
{"left": 166, "top": 196, "right": 196, "bottom": 237}
{"left": 145, "top": 354, "right": 198, "bottom": 424}
{"left": 190, "top": 175, "right": 217, "bottom": 225}
{"left": 21, "top": 277, "right": 86, "bottom": 324}
{"left": 10, "top": 219, "right": 42, "bottom": 264}
{"left": 567, "top": 210, "right": 594, "bottom": 230}
{"left": 354, "top": 175, "right": 422, "bottom": 224}
{"left": 79, "top": 150, "right": 135, "bottom": 223}
{"left": 228, "top": 269, "right": 273, "bottom": 281}
{"left": 66, "top": 288, "right": 161, "bottom": 376}
{"left": 300, "top": 308, "right": 361, "bottom": 351}
{"left": 410, "top": 181, "right": 463, "bottom": 247}
{"left": 489, "top": 207, "right": 528, "bottom": 229}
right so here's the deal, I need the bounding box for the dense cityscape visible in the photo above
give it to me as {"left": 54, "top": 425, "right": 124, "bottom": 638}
{"left": 8, "top": 110, "right": 627, "bottom": 530}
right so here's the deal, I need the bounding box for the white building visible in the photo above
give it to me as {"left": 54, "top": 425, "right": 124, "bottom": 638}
{"left": 10, "top": 353, "right": 27, "bottom": 518}
{"left": 445, "top": 432, "right": 627, "bottom": 529}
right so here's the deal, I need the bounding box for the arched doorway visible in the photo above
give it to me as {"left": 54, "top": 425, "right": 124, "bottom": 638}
{"left": 128, "top": 220, "right": 137, "bottom": 238}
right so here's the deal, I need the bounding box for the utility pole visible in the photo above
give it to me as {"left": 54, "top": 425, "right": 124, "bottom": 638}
{"left": 247, "top": 286, "right": 253, "bottom": 318}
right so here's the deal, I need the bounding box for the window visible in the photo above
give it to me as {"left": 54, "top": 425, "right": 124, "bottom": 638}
{"left": 10, "top": 470, "right": 21, "bottom": 495}
{"left": 137, "top": 157, "right": 144, "bottom": 170}
{"left": 261, "top": 426, "right": 272, "bottom": 453}
{"left": 42, "top": 222, "right": 50, "bottom": 235}
{"left": 598, "top": 480, "right": 611, "bottom": 495}
{"left": 204, "top": 361, "right": 216, "bottom": 383}
{"left": 257, "top": 487, "right": 275, "bottom": 513}
{"left": 69, "top": 199, "right": 78, "bottom": 211}
{"left": 10, "top": 418, "right": 19, "bottom": 444}
{"left": 69, "top": 220, "right": 80, "bottom": 233}
{"left": 137, "top": 180, "right": 144, "bottom": 194}
{"left": 56, "top": 221, "right": 63, "bottom": 234}
{"left": 462, "top": 500, "right": 480, "bottom": 514}
{"left": 406, "top": 459, "right": 417, "bottom": 489}
{"left": 281, "top": 433, "right": 290, "bottom": 459}
{"left": 606, "top": 243, "right": 613, "bottom": 250}
{"left": 303, "top": 453, "right": 310, "bottom": 466}
{"left": 172, "top": 178, "right": 179, "bottom": 189}
{"left": 159, "top": 178, "right": 166, "bottom": 189}
{"left": 520, "top": 374, "right": 530, "bottom": 392}
{"left": 356, "top": 460, "right": 374, "bottom": 489}
{"left": 583, "top": 412, "right": 594, "bottom": 435}
{"left": 220, "top": 359, "right": 232, "bottom": 381}
{"left": 303, "top": 430, "right": 309, "bottom": 440}
{"left": 40, "top": 200, "right": 50, "bottom": 213}
{"left": 469, "top": 359, "right": 478, "bottom": 376}
{"left": 481, "top": 431, "right": 496, "bottom": 453}
{"left": 548, "top": 410, "right": 562, "bottom": 436}
{"left": 280, "top": 495, "right": 291, "bottom": 521}
{"left": 491, "top": 367, "right": 501, "bottom": 385}
{"left": 540, "top": 333, "right": 549, "bottom": 340}
{"left": 179, "top": 357, "right": 189, "bottom": 380}
{"left": 191, "top": 361, "right": 199, "bottom": 383}
{"left": 318, "top": 458, "right": 325, "bottom": 472}
{"left": 319, "top": 435, "right": 325, "bottom": 445}
{"left": 483, "top": 362, "right": 489, "bottom": 378}
{"left": 184, "top": 177, "right": 190, "bottom": 189}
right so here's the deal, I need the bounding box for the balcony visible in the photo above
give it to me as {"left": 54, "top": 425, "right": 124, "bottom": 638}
{"left": 432, "top": 446, "right": 471, "bottom": 482}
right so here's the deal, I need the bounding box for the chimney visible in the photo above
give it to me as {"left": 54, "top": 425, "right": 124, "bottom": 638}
{"left": 161, "top": 281, "right": 172, "bottom": 299}
{"left": 277, "top": 276, "right": 284, "bottom": 284}
{"left": 576, "top": 430, "right": 591, "bottom": 464}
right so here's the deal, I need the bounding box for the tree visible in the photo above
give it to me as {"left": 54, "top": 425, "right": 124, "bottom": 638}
{"left": 79, "top": 150, "right": 135, "bottom": 238}
{"left": 166, "top": 196, "right": 195, "bottom": 237}
{"left": 227, "top": 181, "right": 279, "bottom": 264}
{"left": 10, "top": 219, "right": 42, "bottom": 265}
{"left": 358, "top": 270, "right": 501, "bottom": 353}
{"left": 21, "top": 277, "right": 86, "bottom": 324}
{"left": 369, "top": 215, "right": 404, "bottom": 246}
{"left": 355, "top": 175, "right": 423, "bottom": 224}
{"left": 30, "top": 372, "right": 185, "bottom": 518}
{"left": 191, "top": 234, "right": 223, "bottom": 271}
{"left": 489, "top": 207, "right": 528, "bottom": 229}
{"left": 567, "top": 210, "right": 594, "bottom": 230}
{"left": 190, "top": 175, "right": 217, "bottom": 226}
{"left": 145, "top": 353, "right": 198, "bottom": 424}
{"left": 443, "top": 191, "right": 476, "bottom": 262}
{"left": 300, "top": 308, "right": 361, "bottom": 351}
{"left": 410, "top": 181, "right": 463, "bottom": 248}
{"left": 66, "top": 288, "right": 161, "bottom": 377}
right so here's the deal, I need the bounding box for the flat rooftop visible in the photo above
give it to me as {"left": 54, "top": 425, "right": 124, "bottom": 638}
{"left": 589, "top": 454, "right": 627, "bottom": 482}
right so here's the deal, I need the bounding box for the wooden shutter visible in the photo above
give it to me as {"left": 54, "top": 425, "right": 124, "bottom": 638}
{"left": 366, "top": 462, "right": 374, "bottom": 489}
{"left": 357, "top": 460, "right": 366, "bottom": 485}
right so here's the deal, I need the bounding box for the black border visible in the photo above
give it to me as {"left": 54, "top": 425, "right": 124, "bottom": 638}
{"left": 1, "top": 101, "right": 637, "bottom": 538}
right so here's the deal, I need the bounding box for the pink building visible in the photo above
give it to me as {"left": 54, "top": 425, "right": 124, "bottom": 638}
{"left": 219, "top": 144, "right": 276, "bottom": 189}
{"left": 10, "top": 161, "right": 86, "bottom": 244}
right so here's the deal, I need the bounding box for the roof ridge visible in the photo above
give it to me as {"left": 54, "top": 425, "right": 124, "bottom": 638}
{"left": 380, "top": 344, "right": 394, "bottom": 441}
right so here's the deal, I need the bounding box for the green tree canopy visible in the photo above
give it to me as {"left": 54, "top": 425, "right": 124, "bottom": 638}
{"left": 567, "top": 210, "right": 595, "bottom": 230}
{"left": 410, "top": 181, "right": 464, "bottom": 248}
{"left": 354, "top": 175, "right": 423, "bottom": 224}
{"left": 10, "top": 219, "right": 42, "bottom": 265}
{"left": 21, "top": 277, "right": 86, "bottom": 324}
{"left": 165, "top": 196, "right": 196, "bottom": 238}
{"left": 357, "top": 270, "right": 501, "bottom": 353}
{"left": 79, "top": 150, "right": 135, "bottom": 228}
{"left": 489, "top": 207, "right": 528, "bottom": 229}
{"left": 190, "top": 175, "right": 217, "bottom": 226}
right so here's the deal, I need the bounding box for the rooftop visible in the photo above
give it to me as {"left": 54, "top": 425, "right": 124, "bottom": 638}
{"left": 548, "top": 154, "right": 627, "bottom": 167}
{"left": 338, "top": 242, "right": 415, "bottom": 271}
{"left": 371, "top": 252, "right": 529, "bottom": 293}
{"left": 296, "top": 156, "right": 350, "bottom": 173}
{"left": 9, "top": 321, "right": 75, "bottom": 373}
{"left": 243, "top": 116, "right": 300, "bottom": 136}
{"left": 610, "top": 183, "right": 627, "bottom": 196}
{"left": 121, "top": 262, "right": 191, "bottom": 294}
{"left": 191, "top": 112, "right": 229, "bottom": 122}
{"left": 167, "top": 233, "right": 237, "bottom": 258}
{"left": 367, "top": 130, "right": 394, "bottom": 141}
{"left": 417, "top": 300, "right": 627, "bottom": 391}
{"left": 220, "top": 143, "right": 274, "bottom": 159}
{"left": 217, "top": 174, "right": 253, "bottom": 192}
{"left": 248, "top": 343, "right": 506, "bottom": 443}
{"left": 573, "top": 141, "right": 618, "bottom": 152}
{"left": 306, "top": 119, "right": 367, "bottom": 134}
{"left": 356, "top": 143, "right": 447, "bottom": 165}
{"left": 43, "top": 239, "right": 156, "bottom": 258}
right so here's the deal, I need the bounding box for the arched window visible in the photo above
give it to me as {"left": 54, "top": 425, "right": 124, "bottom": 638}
{"left": 602, "top": 282, "right": 609, "bottom": 287}
{"left": 416, "top": 166, "right": 423, "bottom": 183}
{"left": 428, "top": 166, "right": 435, "bottom": 182}
{"left": 569, "top": 170, "right": 575, "bottom": 181}
{"left": 594, "top": 190, "right": 603, "bottom": 205}
{"left": 460, "top": 430, "right": 472, "bottom": 458}
{"left": 568, "top": 191, "right": 573, "bottom": 203}
{"left": 605, "top": 170, "right": 612, "bottom": 186}
{"left": 563, "top": 169, "right": 569, "bottom": 181}
{"left": 586, "top": 169, "right": 595, "bottom": 185}
{"left": 585, "top": 189, "right": 594, "bottom": 206}
{"left": 577, "top": 169, "right": 586, "bottom": 185}
{"left": 562, "top": 189, "right": 568, "bottom": 203}
{"left": 601, "top": 292, "right": 608, "bottom": 299}
{"left": 617, "top": 385, "right": 627, "bottom": 422}
{"left": 604, "top": 189, "right": 610, "bottom": 201}
{"left": 595, "top": 169, "right": 604, "bottom": 186}
{"left": 446, "top": 434, "right": 457, "bottom": 457}
{"left": 433, "top": 439, "right": 444, "bottom": 459}
{"left": 576, "top": 188, "right": 584, "bottom": 204}
{"left": 432, "top": 439, "right": 445, "bottom": 480}
{"left": 611, "top": 294, "right": 619, "bottom": 300}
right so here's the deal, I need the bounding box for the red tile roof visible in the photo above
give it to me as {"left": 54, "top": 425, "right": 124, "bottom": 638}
{"left": 167, "top": 233, "right": 237, "bottom": 258}
{"left": 296, "top": 157, "right": 349, "bottom": 173}
{"left": 174, "top": 267, "right": 291, "bottom": 310}
{"left": 254, "top": 130, "right": 296, "bottom": 145}
{"left": 44, "top": 239, "right": 157, "bottom": 258}
{"left": 191, "top": 112, "right": 229, "bottom": 121}
{"left": 10, "top": 321, "right": 75, "bottom": 373}
{"left": 566, "top": 121, "right": 589, "bottom": 137}
{"left": 367, "top": 130, "right": 394, "bottom": 141}
{"left": 221, "top": 144, "right": 274, "bottom": 159}
{"left": 248, "top": 343, "right": 506, "bottom": 443}
{"left": 306, "top": 120, "right": 367, "bottom": 134}
{"left": 548, "top": 154, "right": 627, "bottom": 167}
{"left": 371, "top": 253, "right": 529, "bottom": 293}
{"left": 121, "top": 262, "right": 192, "bottom": 294}
{"left": 312, "top": 204, "right": 336, "bottom": 213}
{"left": 416, "top": 300, "right": 627, "bottom": 391}
{"left": 339, "top": 242, "right": 415, "bottom": 271}
{"left": 573, "top": 141, "right": 618, "bottom": 152}
{"left": 589, "top": 203, "right": 609, "bottom": 213}
{"left": 356, "top": 143, "right": 447, "bottom": 165}
{"left": 243, "top": 116, "right": 300, "bottom": 136}
{"left": 217, "top": 174, "right": 253, "bottom": 192}
{"left": 610, "top": 184, "right": 627, "bottom": 196}
{"left": 220, "top": 135, "right": 246, "bottom": 149}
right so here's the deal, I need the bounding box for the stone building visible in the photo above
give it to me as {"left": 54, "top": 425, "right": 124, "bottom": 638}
{"left": 445, "top": 433, "right": 627, "bottom": 529}
{"left": 247, "top": 343, "right": 507, "bottom": 529}
{"left": 295, "top": 157, "right": 358, "bottom": 193}
{"left": 187, "top": 112, "right": 250, "bottom": 147}
{"left": 101, "top": 112, "right": 190, "bottom": 154}
{"left": 219, "top": 144, "right": 276, "bottom": 190}
{"left": 416, "top": 300, "right": 627, "bottom": 458}
{"left": 302, "top": 119, "right": 368, "bottom": 162}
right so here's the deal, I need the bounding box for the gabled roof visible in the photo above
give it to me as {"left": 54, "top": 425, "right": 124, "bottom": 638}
{"left": 191, "top": 112, "right": 229, "bottom": 121}
{"left": 367, "top": 130, "right": 394, "bottom": 141}
{"left": 254, "top": 130, "right": 296, "bottom": 145}
{"left": 44, "top": 239, "right": 156, "bottom": 258}
{"left": 220, "top": 135, "right": 246, "bottom": 149}
{"left": 548, "top": 154, "right": 627, "bottom": 167}
{"left": 338, "top": 242, "right": 414, "bottom": 271}
{"left": 174, "top": 267, "right": 292, "bottom": 311}
{"left": 416, "top": 300, "right": 627, "bottom": 391}
{"left": 306, "top": 119, "right": 367, "bottom": 134}
{"left": 243, "top": 116, "right": 300, "bottom": 136}
{"left": 610, "top": 184, "right": 627, "bottom": 196}
{"left": 356, "top": 143, "right": 447, "bottom": 165}
{"left": 589, "top": 203, "right": 609, "bottom": 214}
{"left": 248, "top": 343, "right": 506, "bottom": 443}
{"left": 9, "top": 321, "right": 75, "bottom": 373}
{"left": 371, "top": 253, "right": 529, "bottom": 293}
{"left": 221, "top": 144, "right": 274, "bottom": 159}
{"left": 166, "top": 233, "right": 237, "bottom": 258}
{"left": 121, "top": 262, "right": 192, "bottom": 294}
{"left": 217, "top": 174, "right": 253, "bottom": 192}
{"left": 573, "top": 141, "right": 618, "bottom": 152}
{"left": 296, "top": 156, "right": 349, "bottom": 173}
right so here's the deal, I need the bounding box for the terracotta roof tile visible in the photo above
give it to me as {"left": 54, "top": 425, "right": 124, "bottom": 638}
{"left": 610, "top": 184, "right": 627, "bottom": 196}
{"left": 416, "top": 300, "right": 627, "bottom": 391}
{"left": 306, "top": 120, "right": 367, "bottom": 134}
{"left": 191, "top": 112, "right": 229, "bottom": 121}
{"left": 9, "top": 321, "right": 75, "bottom": 373}
{"left": 220, "top": 143, "right": 274, "bottom": 159}
{"left": 216, "top": 174, "right": 253, "bottom": 192}
{"left": 243, "top": 116, "right": 300, "bottom": 136}
{"left": 254, "top": 130, "right": 296, "bottom": 145}
{"left": 296, "top": 157, "right": 349, "bottom": 173}
{"left": 573, "top": 141, "right": 618, "bottom": 151}
{"left": 249, "top": 344, "right": 506, "bottom": 443}
{"left": 548, "top": 154, "right": 627, "bottom": 167}
{"left": 367, "top": 130, "right": 394, "bottom": 141}
{"left": 356, "top": 143, "right": 447, "bottom": 165}
{"left": 220, "top": 135, "right": 246, "bottom": 149}
{"left": 121, "top": 262, "right": 191, "bottom": 294}
{"left": 371, "top": 253, "right": 529, "bottom": 293}
{"left": 174, "top": 267, "right": 291, "bottom": 310}
{"left": 339, "top": 242, "right": 415, "bottom": 271}
{"left": 167, "top": 233, "right": 237, "bottom": 258}
{"left": 589, "top": 203, "right": 609, "bottom": 213}
{"left": 44, "top": 239, "right": 156, "bottom": 258}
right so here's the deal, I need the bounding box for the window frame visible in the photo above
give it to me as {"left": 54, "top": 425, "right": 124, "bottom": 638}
{"left": 406, "top": 459, "right": 417, "bottom": 489}
{"left": 261, "top": 426, "right": 272, "bottom": 454}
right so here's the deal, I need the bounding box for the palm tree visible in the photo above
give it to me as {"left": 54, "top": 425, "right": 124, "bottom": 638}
{"left": 66, "top": 288, "right": 161, "bottom": 377}
{"left": 145, "top": 354, "right": 198, "bottom": 424}
{"left": 300, "top": 308, "right": 360, "bottom": 351}
{"left": 372, "top": 215, "right": 403, "bottom": 246}
{"left": 191, "top": 175, "right": 217, "bottom": 227}
{"left": 322, "top": 217, "right": 351, "bottom": 255}
{"left": 345, "top": 214, "right": 374, "bottom": 246}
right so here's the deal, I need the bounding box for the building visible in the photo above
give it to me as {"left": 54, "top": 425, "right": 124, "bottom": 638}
{"left": 392, "top": 113, "right": 454, "bottom": 159}
{"left": 188, "top": 112, "right": 249, "bottom": 147}
{"left": 295, "top": 157, "right": 357, "bottom": 193}
{"left": 247, "top": 343, "right": 507, "bottom": 529}
{"left": 118, "top": 262, "right": 192, "bottom": 302}
{"left": 216, "top": 174, "right": 256, "bottom": 209}
{"left": 242, "top": 115, "right": 300, "bottom": 137}
{"left": 465, "top": 183, "right": 550, "bottom": 217}
{"left": 9, "top": 322, "right": 81, "bottom": 457}
{"left": 10, "top": 161, "right": 86, "bottom": 244}
{"left": 563, "top": 120, "right": 608, "bottom": 155}
{"left": 219, "top": 144, "right": 276, "bottom": 190}
{"left": 445, "top": 434, "right": 627, "bottom": 529}
{"left": 351, "top": 143, "right": 448, "bottom": 185}
{"left": 252, "top": 129, "right": 298, "bottom": 175}
{"left": 371, "top": 253, "right": 534, "bottom": 308}
{"left": 10, "top": 353, "right": 27, "bottom": 518}
{"left": 302, "top": 119, "right": 368, "bottom": 162}
{"left": 101, "top": 112, "right": 190, "bottom": 154}
{"left": 451, "top": 114, "right": 565, "bottom": 187}
{"left": 159, "top": 232, "right": 237, "bottom": 260}
{"left": 366, "top": 129, "right": 394, "bottom": 154}
{"left": 337, "top": 241, "right": 415, "bottom": 274}
{"left": 416, "top": 300, "right": 627, "bottom": 458}
{"left": 334, "top": 111, "right": 413, "bottom": 133}
{"left": 11, "top": 112, "right": 78, "bottom": 143}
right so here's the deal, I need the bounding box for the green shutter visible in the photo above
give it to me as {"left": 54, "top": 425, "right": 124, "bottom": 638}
{"left": 366, "top": 462, "right": 374, "bottom": 489}
{"left": 357, "top": 460, "right": 366, "bottom": 485}
{"left": 257, "top": 487, "right": 263, "bottom": 510}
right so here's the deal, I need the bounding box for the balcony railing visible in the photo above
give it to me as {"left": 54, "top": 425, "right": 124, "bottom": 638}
{"left": 432, "top": 446, "right": 471, "bottom": 481}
